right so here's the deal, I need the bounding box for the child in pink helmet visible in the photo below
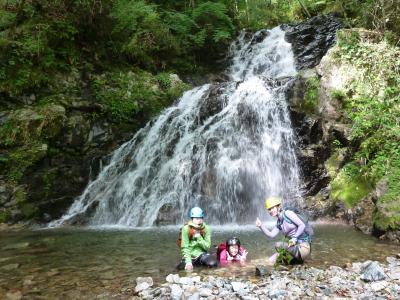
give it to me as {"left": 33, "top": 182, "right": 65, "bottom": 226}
{"left": 219, "top": 237, "right": 248, "bottom": 267}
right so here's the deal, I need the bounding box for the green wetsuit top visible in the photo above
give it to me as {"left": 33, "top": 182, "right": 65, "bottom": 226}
{"left": 181, "top": 221, "right": 211, "bottom": 264}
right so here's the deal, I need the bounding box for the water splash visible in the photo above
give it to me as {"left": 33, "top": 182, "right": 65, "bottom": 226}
{"left": 50, "top": 27, "right": 301, "bottom": 227}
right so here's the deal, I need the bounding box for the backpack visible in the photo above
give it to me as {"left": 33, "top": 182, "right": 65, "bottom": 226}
{"left": 277, "top": 208, "right": 314, "bottom": 242}
{"left": 177, "top": 222, "right": 206, "bottom": 253}
{"left": 216, "top": 242, "right": 226, "bottom": 261}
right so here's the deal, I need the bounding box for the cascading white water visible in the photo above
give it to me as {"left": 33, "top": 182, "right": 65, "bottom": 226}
{"left": 51, "top": 27, "right": 302, "bottom": 227}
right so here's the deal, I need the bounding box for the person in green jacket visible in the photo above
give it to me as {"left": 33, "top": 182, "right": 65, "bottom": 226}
{"left": 177, "top": 206, "right": 218, "bottom": 271}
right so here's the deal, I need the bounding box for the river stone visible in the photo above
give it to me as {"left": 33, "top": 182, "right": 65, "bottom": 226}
{"left": 1, "top": 263, "right": 20, "bottom": 271}
{"left": 217, "top": 290, "right": 230, "bottom": 297}
{"left": 387, "top": 267, "right": 400, "bottom": 280}
{"left": 361, "top": 261, "right": 388, "bottom": 282}
{"left": 269, "top": 289, "right": 287, "bottom": 298}
{"left": 255, "top": 265, "right": 270, "bottom": 277}
{"left": 136, "top": 277, "right": 153, "bottom": 287}
{"left": 386, "top": 257, "right": 398, "bottom": 265}
{"left": 166, "top": 274, "right": 180, "bottom": 284}
{"left": 199, "top": 288, "right": 212, "bottom": 297}
{"left": 268, "top": 278, "right": 287, "bottom": 291}
{"left": 170, "top": 284, "right": 183, "bottom": 300}
{"left": 214, "top": 278, "right": 224, "bottom": 288}
{"left": 0, "top": 257, "right": 11, "bottom": 263}
{"left": 138, "top": 289, "right": 153, "bottom": 299}
{"left": 186, "top": 292, "right": 199, "bottom": 300}
{"left": 241, "top": 296, "right": 258, "bottom": 300}
{"left": 370, "top": 281, "right": 389, "bottom": 292}
{"left": 179, "top": 276, "right": 193, "bottom": 285}
{"left": 231, "top": 281, "right": 246, "bottom": 292}
{"left": 5, "top": 290, "right": 22, "bottom": 300}
{"left": 223, "top": 283, "right": 233, "bottom": 291}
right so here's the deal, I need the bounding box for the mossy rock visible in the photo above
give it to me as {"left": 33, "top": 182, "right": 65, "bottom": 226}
{"left": 0, "top": 209, "right": 11, "bottom": 223}
{"left": 0, "top": 104, "right": 66, "bottom": 147}
{"left": 331, "top": 163, "right": 373, "bottom": 207}
{"left": 301, "top": 76, "right": 320, "bottom": 115}
{"left": 374, "top": 201, "right": 400, "bottom": 231}
{"left": 6, "top": 143, "right": 49, "bottom": 182}
{"left": 325, "top": 147, "right": 348, "bottom": 178}
{"left": 19, "top": 203, "right": 37, "bottom": 219}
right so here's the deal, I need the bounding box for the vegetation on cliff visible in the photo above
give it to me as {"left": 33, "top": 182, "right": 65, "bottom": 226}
{"left": 328, "top": 29, "right": 400, "bottom": 232}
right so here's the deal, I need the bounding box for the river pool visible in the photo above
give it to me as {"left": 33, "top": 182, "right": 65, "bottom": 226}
{"left": 0, "top": 224, "right": 398, "bottom": 299}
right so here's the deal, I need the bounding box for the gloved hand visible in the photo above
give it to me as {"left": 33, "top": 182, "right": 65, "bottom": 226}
{"left": 240, "top": 250, "right": 248, "bottom": 263}
{"left": 185, "top": 263, "right": 193, "bottom": 271}
{"left": 288, "top": 237, "right": 297, "bottom": 247}
{"left": 193, "top": 231, "right": 201, "bottom": 239}
{"left": 255, "top": 217, "right": 262, "bottom": 228}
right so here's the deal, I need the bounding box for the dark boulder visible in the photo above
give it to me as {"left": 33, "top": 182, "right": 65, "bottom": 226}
{"left": 283, "top": 14, "right": 343, "bottom": 70}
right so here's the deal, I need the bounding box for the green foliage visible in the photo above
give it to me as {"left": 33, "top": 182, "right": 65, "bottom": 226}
{"left": 275, "top": 241, "right": 294, "bottom": 266}
{"left": 0, "top": 209, "right": 10, "bottom": 223}
{"left": 192, "top": 2, "right": 234, "bottom": 44}
{"left": 93, "top": 71, "right": 143, "bottom": 122}
{"left": 0, "top": 0, "right": 109, "bottom": 97}
{"left": 331, "top": 88, "right": 347, "bottom": 102}
{"left": 156, "top": 73, "right": 172, "bottom": 89}
{"left": 374, "top": 159, "right": 400, "bottom": 231}
{"left": 302, "top": 76, "right": 320, "bottom": 114}
{"left": 110, "top": 0, "right": 178, "bottom": 70}
{"left": 93, "top": 70, "right": 189, "bottom": 122}
{"left": 330, "top": 30, "right": 400, "bottom": 229}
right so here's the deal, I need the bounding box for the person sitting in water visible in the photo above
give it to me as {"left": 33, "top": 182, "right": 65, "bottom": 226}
{"left": 219, "top": 237, "right": 248, "bottom": 267}
{"left": 177, "top": 206, "right": 218, "bottom": 271}
{"left": 255, "top": 196, "right": 312, "bottom": 265}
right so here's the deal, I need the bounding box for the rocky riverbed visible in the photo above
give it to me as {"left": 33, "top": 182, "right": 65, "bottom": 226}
{"left": 131, "top": 256, "right": 400, "bottom": 300}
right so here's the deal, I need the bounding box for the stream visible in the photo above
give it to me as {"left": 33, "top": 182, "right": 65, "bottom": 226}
{"left": 1, "top": 224, "right": 399, "bottom": 299}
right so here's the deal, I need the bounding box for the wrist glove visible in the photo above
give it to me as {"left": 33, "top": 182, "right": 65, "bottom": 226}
{"left": 185, "top": 263, "right": 193, "bottom": 271}
{"left": 288, "top": 237, "right": 297, "bottom": 247}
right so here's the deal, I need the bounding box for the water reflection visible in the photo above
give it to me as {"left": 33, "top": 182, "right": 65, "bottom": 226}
{"left": 0, "top": 224, "right": 398, "bottom": 298}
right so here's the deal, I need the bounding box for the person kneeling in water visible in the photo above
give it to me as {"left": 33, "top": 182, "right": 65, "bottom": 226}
{"left": 256, "top": 197, "right": 312, "bottom": 265}
{"left": 219, "top": 237, "right": 248, "bottom": 267}
{"left": 177, "top": 206, "right": 217, "bottom": 271}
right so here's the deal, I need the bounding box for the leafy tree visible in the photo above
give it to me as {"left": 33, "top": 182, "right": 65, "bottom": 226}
{"left": 110, "top": 0, "right": 178, "bottom": 70}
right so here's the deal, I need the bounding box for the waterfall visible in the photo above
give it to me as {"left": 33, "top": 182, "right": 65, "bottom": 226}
{"left": 51, "top": 27, "right": 302, "bottom": 227}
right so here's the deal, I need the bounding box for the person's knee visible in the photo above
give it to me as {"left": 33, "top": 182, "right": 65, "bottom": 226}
{"left": 274, "top": 241, "right": 285, "bottom": 250}
{"left": 206, "top": 260, "right": 217, "bottom": 267}
{"left": 204, "top": 255, "right": 218, "bottom": 268}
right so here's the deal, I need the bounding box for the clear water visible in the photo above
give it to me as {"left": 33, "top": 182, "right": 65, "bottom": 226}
{"left": 0, "top": 224, "right": 398, "bottom": 299}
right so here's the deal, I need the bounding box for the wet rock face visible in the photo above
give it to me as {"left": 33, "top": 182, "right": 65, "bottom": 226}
{"left": 155, "top": 203, "right": 181, "bottom": 226}
{"left": 197, "top": 83, "right": 230, "bottom": 125}
{"left": 283, "top": 14, "right": 343, "bottom": 70}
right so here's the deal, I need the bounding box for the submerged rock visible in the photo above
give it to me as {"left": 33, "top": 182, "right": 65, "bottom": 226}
{"left": 255, "top": 265, "right": 270, "bottom": 277}
{"left": 2, "top": 242, "right": 29, "bottom": 250}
